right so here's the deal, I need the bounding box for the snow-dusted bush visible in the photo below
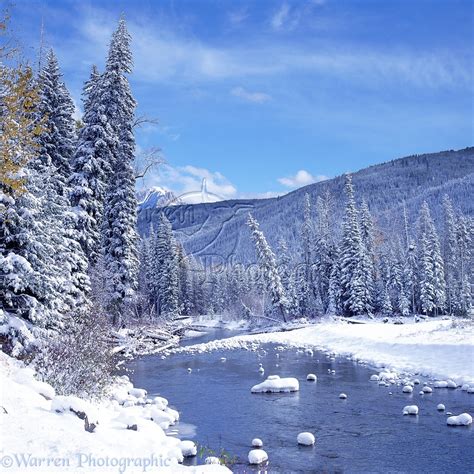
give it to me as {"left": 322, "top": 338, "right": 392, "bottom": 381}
{"left": 33, "top": 306, "right": 114, "bottom": 398}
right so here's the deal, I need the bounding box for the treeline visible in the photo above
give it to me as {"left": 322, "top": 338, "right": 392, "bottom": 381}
{"left": 143, "top": 175, "right": 472, "bottom": 321}
{"left": 0, "top": 16, "right": 139, "bottom": 354}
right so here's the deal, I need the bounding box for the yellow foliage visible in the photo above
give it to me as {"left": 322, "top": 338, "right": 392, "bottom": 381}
{"left": 0, "top": 65, "right": 41, "bottom": 197}
{"left": 0, "top": 11, "right": 42, "bottom": 200}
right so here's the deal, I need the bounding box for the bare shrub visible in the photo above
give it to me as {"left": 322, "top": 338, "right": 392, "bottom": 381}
{"left": 33, "top": 305, "right": 114, "bottom": 399}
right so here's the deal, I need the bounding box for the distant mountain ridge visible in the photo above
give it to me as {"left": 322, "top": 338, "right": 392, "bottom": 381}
{"left": 137, "top": 186, "right": 182, "bottom": 211}
{"left": 137, "top": 147, "right": 474, "bottom": 264}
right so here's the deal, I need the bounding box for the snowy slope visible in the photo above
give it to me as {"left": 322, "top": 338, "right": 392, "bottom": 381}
{"left": 0, "top": 352, "right": 230, "bottom": 473}
{"left": 177, "top": 319, "right": 474, "bottom": 385}
{"left": 137, "top": 147, "right": 474, "bottom": 263}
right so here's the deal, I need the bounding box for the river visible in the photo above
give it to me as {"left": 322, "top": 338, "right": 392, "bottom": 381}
{"left": 126, "top": 327, "right": 474, "bottom": 473}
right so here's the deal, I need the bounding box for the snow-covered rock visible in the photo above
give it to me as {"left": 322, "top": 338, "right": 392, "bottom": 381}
{"left": 422, "top": 386, "right": 433, "bottom": 393}
{"left": 251, "top": 375, "right": 299, "bottom": 393}
{"left": 339, "top": 393, "right": 347, "bottom": 399}
{"left": 413, "top": 379, "right": 421, "bottom": 385}
{"left": 434, "top": 381, "right": 448, "bottom": 388}
{"left": 379, "top": 370, "right": 398, "bottom": 382}
{"left": 468, "top": 387, "right": 474, "bottom": 394}
{"left": 437, "top": 404, "right": 446, "bottom": 411}
{"left": 180, "top": 440, "right": 197, "bottom": 457}
{"left": 306, "top": 374, "right": 317, "bottom": 381}
{"left": 252, "top": 438, "right": 263, "bottom": 448}
{"left": 446, "top": 413, "right": 472, "bottom": 426}
{"left": 51, "top": 395, "right": 98, "bottom": 423}
{"left": 446, "top": 380, "right": 457, "bottom": 389}
{"left": 149, "top": 406, "right": 179, "bottom": 429}
{"left": 297, "top": 432, "right": 315, "bottom": 446}
{"left": 248, "top": 449, "right": 268, "bottom": 464}
{"left": 402, "top": 385, "right": 413, "bottom": 393}
{"left": 153, "top": 396, "right": 169, "bottom": 410}
{"left": 370, "top": 374, "right": 380, "bottom": 381}
{"left": 128, "top": 387, "right": 147, "bottom": 399}
{"left": 403, "top": 405, "right": 419, "bottom": 415}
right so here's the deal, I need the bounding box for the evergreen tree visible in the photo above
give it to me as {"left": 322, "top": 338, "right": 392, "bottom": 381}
{"left": 100, "top": 18, "right": 139, "bottom": 319}
{"left": 455, "top": 215, "right": 472, "bottom": 315}
{"left": 247, "top": 213, "right": 288, "bottom": 322}
{"left": 327, "top": 246, "right": 343, "bottom": 315}
{"left": 36, "top": 50, "right": 90, "bottom": 312}
{"left": 153, "top": 213, "right": 179, "bottom": 318}
{"left": 0, "top": 68, "right": 64, "bottom": 336}
{"left": 418, "top": 202, "right": 446, "bottom": 315}
{"left": 442, "top": 195, "right": 458, "bottom": 314}
{"left": 69, "top": 65, "right": 113, "bottom": 264}
{"left": 37, "top": 50, "right": 75, "bottom": 195}
{"left": 340, "top": 174, "right": 373, "bottom": 315}
{"left": 314, "top": 192, "right": 335, "bottom": 313}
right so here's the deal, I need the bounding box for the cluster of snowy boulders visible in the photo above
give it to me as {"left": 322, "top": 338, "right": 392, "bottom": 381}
{"left": 368, "top": 369, "right": 473, "bottom": 428}
{"left": 247, "top": 432, "right": 317, "bottom": 465}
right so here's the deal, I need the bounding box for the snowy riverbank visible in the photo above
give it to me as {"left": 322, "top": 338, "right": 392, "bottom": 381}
{"left": 175, "top": 318, "right": 474, "bottom": 385}
{"left": 0, "top": 352, "right": 230, "bottom": 473}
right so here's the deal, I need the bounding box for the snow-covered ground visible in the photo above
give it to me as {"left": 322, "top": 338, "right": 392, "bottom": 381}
{"left": 0, "top": 352, "right": 230, "bottom": 473}
{"left": 176, "top": 318, "right": 474, "bottom": 385}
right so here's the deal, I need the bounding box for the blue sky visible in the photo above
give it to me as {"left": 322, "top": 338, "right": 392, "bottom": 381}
{"left": 8, "top": 0, "right": 473, "bottom": 199}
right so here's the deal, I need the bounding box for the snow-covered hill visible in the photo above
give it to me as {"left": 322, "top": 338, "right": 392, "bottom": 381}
{"left": 137, "top": 147, "right": 474, "bottom": 263}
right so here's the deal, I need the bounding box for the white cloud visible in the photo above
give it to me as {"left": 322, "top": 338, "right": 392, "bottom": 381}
{"left": 231, "top": 86, "right": 271, "bottom": 103}
{"left": 271, "top": 3, "right": 291, "bottom": 30}
{"left": 50, "top": 5, "right": 471, "bottom": 91}
{"left": 144, "top": 164, "right": 238, "bottom": 203}
{"left": 278, "top": 170, "right": 328, "bottom": 188}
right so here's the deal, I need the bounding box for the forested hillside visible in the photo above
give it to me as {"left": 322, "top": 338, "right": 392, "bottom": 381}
{"left": 138, "top": 147, "right": 474, "bottom": 264}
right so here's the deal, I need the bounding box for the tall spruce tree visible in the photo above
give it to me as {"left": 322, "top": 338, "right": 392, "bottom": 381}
{"left": 340, "top": 174, "right": 373, "bottom": 316}
{"left": 100, "top": 18, "right": 139, "bottom": 319}
{"left": 36, "top": 50, "right": 90, "bottom": 312}
{"left": 247, "top": 213, "right": 288, "bottom": 322}
{"left": 418, "top": 202, "right": 446, "bottom": 315}
{"left": 69, "top": 65, "right": 113, "bottom": 264}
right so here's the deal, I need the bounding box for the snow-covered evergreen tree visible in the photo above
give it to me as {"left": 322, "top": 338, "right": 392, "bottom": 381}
{"left": 247, "top": 213, "right": 288, "bottom": 321}
{"left": 153, "top": 213, "right": 179, "bottom": 318}
{"left": 100, "top": 18, "right": 139, "bottom": 319}
{"left": 327, "top": 246, "right": 343, "bottom": 315}
{"left": 455, "top": 215, "right": 472, "bottom": 315}
{"left": 418, "top": 202, "right": 446, "bottom": 315}
{"left": 36, "top": 50, "right": 90, "bottom": 312}
{"left": 340, "top": 174, "right": 374, "bottom": 316}
{"left": 316, "top": 193, "right": 336, "bottom": 312}
{"left": 0, "top": 68, "right": 64, "bottom": 337}
{"left": 69, "top": 65, "right": 113, "bottom": 264}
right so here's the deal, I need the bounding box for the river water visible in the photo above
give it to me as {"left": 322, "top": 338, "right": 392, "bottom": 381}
{"left": 126, "top": 328, "right": 474, "bottom": 473}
